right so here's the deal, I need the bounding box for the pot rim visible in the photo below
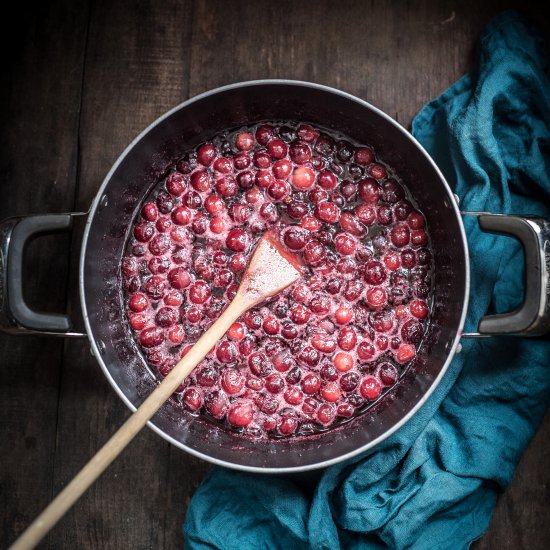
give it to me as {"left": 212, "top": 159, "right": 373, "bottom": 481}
{"left": 79, "top": 79, "right": 470, "bottom": 473}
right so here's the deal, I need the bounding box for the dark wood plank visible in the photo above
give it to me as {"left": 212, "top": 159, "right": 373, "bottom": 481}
{"left": 0, "top": 0, "right": 89, "bottom": 546}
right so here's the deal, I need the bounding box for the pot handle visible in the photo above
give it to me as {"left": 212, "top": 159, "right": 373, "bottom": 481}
{"left": 464, "top": 212, "right": 550, "bottom": 336}
{"left": 0, "top": 213, "right": 86, "bottom": 337}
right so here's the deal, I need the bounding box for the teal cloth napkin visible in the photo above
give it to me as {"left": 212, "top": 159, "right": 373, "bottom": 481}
{"left": 184, "top": 12, "right": 550, "bottom": 549}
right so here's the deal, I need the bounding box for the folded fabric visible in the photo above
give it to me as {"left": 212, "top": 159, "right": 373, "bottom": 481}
{"left": 184, "top": 11, "right": 550, "bottom": 549}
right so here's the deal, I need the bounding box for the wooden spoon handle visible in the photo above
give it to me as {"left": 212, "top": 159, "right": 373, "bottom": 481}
{"left": 9, "top": 298, "right": 246, "bottom": 550}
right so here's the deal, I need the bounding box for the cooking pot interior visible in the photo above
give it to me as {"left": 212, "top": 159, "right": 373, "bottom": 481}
{"left": 81, "top": 81, "right": 468, "bottom": 471}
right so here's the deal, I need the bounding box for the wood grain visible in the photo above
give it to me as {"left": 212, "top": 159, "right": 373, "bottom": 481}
{"left": 1, "top": 1, "right": 549, "bottom": 549}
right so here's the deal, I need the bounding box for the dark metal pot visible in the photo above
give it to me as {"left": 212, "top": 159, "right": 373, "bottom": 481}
{"left": 1, "top": 81, "right": 549, "bottom": 472}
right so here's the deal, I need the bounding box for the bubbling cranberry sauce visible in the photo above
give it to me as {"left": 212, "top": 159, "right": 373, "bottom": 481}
{"left": 122, "top": 122, "right": 433, "bottom": 439}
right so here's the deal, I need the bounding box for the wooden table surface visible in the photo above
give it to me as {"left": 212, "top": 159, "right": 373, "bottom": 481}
{"left": 2, "top": 1, "right": 549, "bottom": 548}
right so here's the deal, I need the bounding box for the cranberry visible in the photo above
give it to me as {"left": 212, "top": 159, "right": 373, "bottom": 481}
{"left": 182, "top": 191, "right": 202, "bottom": 210}
{"left": 259, "top": 202, "right": 279, "bottom": 222}
{"left": 272, "top": 159, "right": 292, "bottom": 179}
{"left": 301, "top": 373, "right": 321, "bottom": 395}
{"left": 191, "top": 213, "right": 208, "bottom": 235}
{"left": 314, "top": 201, "right": 340, "bottom": 224}
{"left": 168, "top": 325, "right": 184, "bottom": 344}
{"left": 190, "top": 170, "right": 211, "bottom": 192}
{"left": 396, "top": 344, "right": 416, "bottom": 363}
{"left": 235, "top": 132, "right": 254, "bottom": 151}
{"left": 279, "top": 414, "right": 298, "bottom": 435}
{"left": 408, "top": 211, "right": 425, "bottom": 229}
{"left": 229, "top": 253, "right": 246, "bottom": 273}
{"left": 369, "top": 310, "right": 394, "bottom": 333}
{"left": 292, "top": 166, "right": 315, "bottom": 189}
{"left": 255, "top": 124, "right": 275, "bottom": 145}
{"left": 253, "top": 151, "right": 271, "bottom": 169}
{"left": 334, "top": 233, "right": 357, "bottom": 255}
{"left": 357, "top": 341, "right": 376, "bottom": 362}
{"left": 258, "top": 393, "right": 279, "bottom": 414}
{"left": 129, "top": 312, "right": 147, "bottom": 330}
{"left": 248, "top": 352, "right": 272, "bottom": 377}
{"left": 297, "top": 124, "right": 319, "bottom": 142}
{"left": 262, "top": 315, "right": 279, "bottom": 335}
{"left": 303, "top": 240, "right": 326, "bottom": 266}
{"left": 320, "top": 363, "right": 338, "bottom": 382}
{"left": 203, "top": 195, "right": 223, "bottom": 216}
{"left": 321, "top": 382, "right": 341, "bottom": 403}
{"left": 358, "top": 178, "right": 381, "bottom": 204}
{"left": 334, "top": 307, "right": 353, "bottom": 325}
{"left": 139, "top": 326, "right": 165, "bottom": 348}
{"left": 366, "top": 287, "right": 388, "bottom": 309}
{"left": 209, "top": 217, "right": 226, "bottom": 234}
{"left": 290, "top": 304, "right": 310, "bottom": 325}
{"left": 354, "top": 147, "right": 374, "bottom": 166}
{"left": 154, "top": 216, "right": 171, "bottom": 233}
{"left": 182, "top": 387, "right": 202, "bottom": 411}
{"left": 401, "top": 249, "right": 417, "bottom": 268}
{"left": 214, "top": 269, "right": 233, "bottom": 288}
{"left": 340, "top": 371, "right": 360, "bottom": 392}
{"left": 364, "top": 261, "right": 386, "bottom": 285}
{"left": 360, "top": 376, "right": 382, "bottom": 400}
{"left": 394, "top": 200, "right": 413, "bottom": 220}
{"left": 144, "top": 275, "right": 167, "bottom": 299}
{"left": 255, "top": 169, "right": 274, "bottom": 189}
{"left": 156, "top": 191, "right": 175, "bottom": 214}
{"left": 227, "top": 322, "right": 245, "bottom": 341}
{"left": 239, "top": 335, "right": 256, "bottom": 356}
{"left": 316, "top": 403, "right": 335, "bottom": 424}
{"left": 355, "top": 204, "right": 376, "bottom": 225}
{"left": 286, "top": 366, "right": 303, "bottom": 385}
{"left": 166, "top": 172, "right": 187, "bottom": 196}
{"left": 283, "top": 227, "right": 307, "bottom": 250}
{"left": 379, "top": 363, "right": 398, "bottom": 386}
{"left": 309, "top": 295, "right": 331, "bottom": 315}
{"left": 339, "top": 212, "right": 364, "bottom": 236}
{"left": 188, "top": 281, "right": 211, "bottom": 304}
{"left": 383, "top": 179, "right": 404, "bottom": 203}
{"left": 302, "top": 397, "right": 319, "bottom": 417}
{"left": 284, "top": 387, "right": 304, "bottom": 405}
{"left": 133, "top": 222, "right": 154, "bottom": 242}
{"left": 390, "top": 223, "right": 410, "bottom": 247}
{"left": 334, "top": 352, "right": 353, "bottom": 372}
{"left": 196, "top": 365, "right": 218, "bottom": 387}
{"left": 311, "top": 334, "right": 336, "bottom": 353}
{"left": 411, "top": 230, "right": 428, "bottom": 247}
{"left": 197, "top": 143, "right": 217, "bottom": 166}
{"left": 337, "top": 327, "right": 357, "bottom": 351}
{"left": 288, "top": 141, "right": 311, "bottom": 164}
{"left": 216, "top": 175, "right": 238, "bottom": 198}
{"left": 314, "top": 134, "right": 335, "bottom": 157}
{"left": 155, "top": 307, "right": 178, "bottom": 328}
{"left": 342, "top": 279, "right": 363, "bottom": 301}
{"left": 213, "top": 156, "right": 233, "bottom": 174}
{"left": 236, "top": 170, "right": 254, "bottom": 189}
{"left": 224, "top": 228, "right": 248, "bottom": 252}
{"left": 410, "top": 299, "right": 429, "bottom": 319}
{"left": 268, "top": 179, "right": 290, "bottom": 201}
{"left": 267, "top": 139, "right": 288, "bottom": 159}
{"left": 141, "top": 203, "right": 158, "bottom": 222}
{"left": 336, "top": 403, "right": 354, "bottom": 418}
{"left": 221, "top": 368, "right": 245, "bottom": 394}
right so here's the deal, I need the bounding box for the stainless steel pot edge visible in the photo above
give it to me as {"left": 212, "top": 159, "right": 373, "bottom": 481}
{"left": 79, "top": 79, "right": 470, "bottom": 473}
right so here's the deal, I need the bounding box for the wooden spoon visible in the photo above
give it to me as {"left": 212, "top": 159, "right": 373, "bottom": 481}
{"left": 10, "top": 230, "right": 303, "bottom": 550}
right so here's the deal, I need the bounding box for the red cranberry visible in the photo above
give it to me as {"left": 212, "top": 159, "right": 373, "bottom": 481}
{"left": 255, "top": 124, "right": 275, "bottom": 145}
{"left": 267, "top": 139, "right": 288, "bottom": 159}
{"left": 259, "top": 202, "right": 279, "bottom": 222}
{"left": 394, "top": 200, "right": 413, "bottom": 220}
{"left": 144, "top": 275, "right": 167, "bottom": 299}
{"left": 166, "top": 172, "right": 187, "bottom": 196}
{"left": 129, "top": 312, "right": 147, "bottom": 330}
{"left": 311, "top": 334, "right": 336, "bottom": 353}
{"left": 229, "top": 253, "right": 246, "bottom": 273}
{"left": 401, "top": 249, "right": 417, "bottom": 268}
{"left": 321, "top": 382, "right": 341, "bottom": 402}
{"left": 213, "top": 156, "right": 233, "bottom": 174}
{"left": 186, "top": 305, "right": 202, "bottom": 323}
{"left": 354, "top": 147, "right": 374, "bottom": 166}
{"left": 302, "top": 397, "right": 319, "bottom": 417}
{"left": 339, "top": 212, "right": 364, "bottom": 236}
{"left": 133, "top": 222, "right": 154, "bottom": 242}
{"left": 314, "top": 134, "right": 335, "bottom": 157}
{"left": 122, "top": 256, "right": 139, "bottom": 277}
{"left": 340, "top": 371, "right": 360, "bottom": 392}
{"left": 379, "top": 363, "right": 398, "bottom": 385}
{"left": 216, "top": 175, "right": 238, "bottom": 198}
{"left": 358, "top": 178, "right": 381, "bottom": 204}
{"left": 301, "top": 373, "right": 321, "bottom": 395}
{"left": 360, "top": 376, "right": 381, "bottom": 399}
{"left": 383, "top": 179, "right": 404, "bottom": 203}
{"left": 396, "top": 344, "right": 416, "bottom": 363}
{"left": 129, "top": 292, "right": 148, "bottom": 312}
{"left": 155, "top": 306, "right": 178, "bottom": 327}
{"left": 204, "top": 195, "right": 224, "bottom": 215}
{"left": 196, "top": 365, "right": 218, "bottom": 387}
{"left": 214, "top": 269, "right": 233, "bottom": 288}
{"left": 253, "top": 151, "right": 271, "bottom": 169}
{"left": 292, "top": 166, "right": 315, "bottom": 189}
{"left": 228, "top": 203, "right": 249, "bottom": 224}
{"left": 182, "top": 191, "right": 202, "bottom": 210}
{"left": 357, "top": 341, "right": 376, "bottom": 362}
{"left": 326, "top": 278, "right": 342, "bottom": 295}
{"left": 369, "top": 310, "right": 394, "bottom": 333}
{"left": 191, "top": 213, "right": 208, "bottom": 235}
{"left": 235, "top": 132, "right": 254, "bottom": 151}
{"left": 216, "top": 341, "right": 237, "bottom": 364}
{"left": 284, "top": 387, "right": 304, "bottom": 405}
{"left": 141, "top": 203, "right": 158, "bottom": 222}
{"left": 303, "top": 240, "right": 326, "bottom": 266}
{"left": 369, "top": 163, "right": 387, "bottom": 180}
{"left": 341, "top": 180, "right": 357, "bottom": 199}
{"left": 221, "top": 368, "right": 245, "bottom": 394}
{"left": 334, "top": 352, "right": 354, "bottom": 372}
{"left": 243, "top": 311, "right": 262, "bottom": 330}
{"left": 273, "top": 159, "right": 292, "bottom": 179}
{"left": 290, "top": 304, "right": 311, "bottom": 325}
{"left": 364, "top": 261, "right": 386, "bottom": 285}
{"left": 189, "top": 281, "right": 211, "bottom": 304}
{"left": 408, "top": 211, "right": 425, "bottom": 229}
{"left": 314, "top": 201, "right": 340, "bottom": 224}
{"left": 248, "top": 352, "right": 272, "bottom": 377}
{"left": 279, "top": 414, "right": 298, "bottom": 435}
{"left": 401, "top": 319, "right": 423, "bottom": 345}
{"left": 228, "top": 322, "right": 245, "bottom": 341}
{"left": 190, "top": 170, "right": 211, "bottom": 192}
{"left": 411, "top": 229, "right": 428, "bottom": 247}
{"left": 283, "top": 227, "right": 307, "bottom": 250}
{"left": 366, "top": 287, "right": 388, "bottom": 309}
{"left": 410, "top": 299, "right": 429, "bottom": 319}
{"left": 296, "top": 345, "right": 320, "bottom": 368}
{"left": 317, "top": 403, "right": 335, "bottom": 424}
{"left": 316, "top": 170, "right": 337, "bottom": 190}
{"left": 225, "top": 228, "right": 248, "bottom": 252}
{"left": 236, "top": 170, "right": 254, "bottom": 189}
{"left": 337, "top": 327, "right": 357, "bottom": 351}
{"left": 263, "top": 315, "right": 280, "bottom": 335}
{"left": 297, "top": 124, "right": 319, "bottom": 142}
{"left": 239, "top": 335, "right": 256, "bottom": 356}
{"left": 289, "top": 141, "right": 312, "bottom": 164}
{"left": 309, "top": 295, "right": 331, "bottom": 315}
{"left": 301, "top": 215, "right": 321, "bottom": 231}
{"left": 268, "top": 179, "right": 290, "bottom": 201}
{"left": 156, "top": 191, "right": 175, "bottom": 214}
{"left": 255, "top": 169, "right": 274, "bottom": 189}
{"left": 155, "top": 216, "right": 172, "bottom": 233}
{"left": 233, "top": 152, "right": 250, "bottom": 170}
{"left": 334, "top": 233, "right": 357, "bottom": 255}
{"left": 168, "top": 325, "right": 184, "bottom": 344}
{"left": 197, "top": 143, "right": 217, "bottom": 166}
{"left": 334, "top": 306, "right": 353, "bottom": 325}
{"left": 182, "top": 387, "right": 202, "bottom": 411}
{"left": 355, "top": 204, "right": 376, "bottom": 225}
{"left": 342, "top": 279, "right": 363, "bottom": 301}
{"left": 337, "top": 402, "right": 354, "bottom": 418}
{"left": 139, "top": 326, "right": 165, "bottom": 348}
{"left": 390, "top": 223, "right": 410, "bottom": 247}
{"left": 204, "top": 391, "right": 228, "bottom": 419}
{"left": 320, "top": 363, "right": 338, "bottom": 382}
